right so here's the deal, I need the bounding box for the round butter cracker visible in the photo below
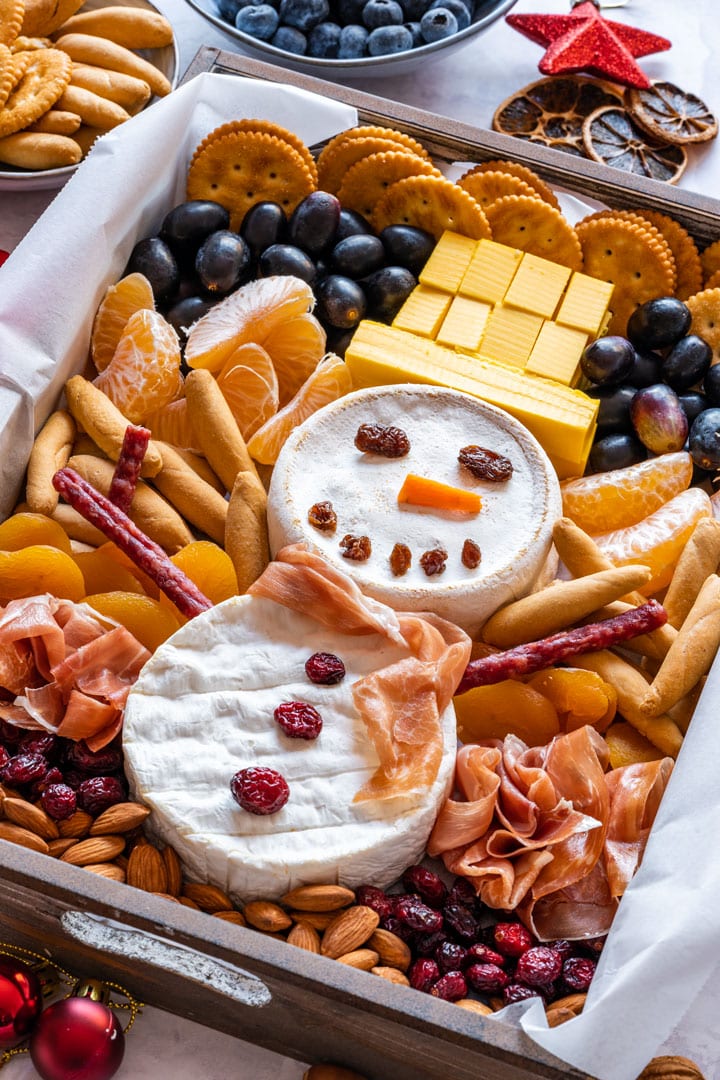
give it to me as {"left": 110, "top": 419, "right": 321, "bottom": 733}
{"left": 371, "top": 174, "right": 491, "bottom": 241}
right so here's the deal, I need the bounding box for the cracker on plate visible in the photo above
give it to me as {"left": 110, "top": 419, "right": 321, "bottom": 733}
{"left": 484, "top": 194, "right": 583, "bottom": 271}
{"left": 337, "top": 149, "right": 440, "bottom": 220}
{"left": 0, "top": 0, "right": 24, "bottom": 47}
{"left": 371, "top": 174, "right": 491, "bottom": 241}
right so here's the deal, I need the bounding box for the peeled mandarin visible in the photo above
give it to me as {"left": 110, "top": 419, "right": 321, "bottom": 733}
{"left": 83, "top": 591, "right": 182, "bottom": 652}
{"left": 0, "top": 546, "right": 85, "bottom": 603}
{"left": 453, "top": 679, "right": 561, "bottom": 747}
{"left": 90, "top": 271, "right": 155, "bottom": 373}
{"left": 605, "top": 721, "right": 666, "bottom": 769}
{"left": 94, "top": 308, "right": 183, "bottom": 424}
{"left": 526, "top": 667, "right": 617, "bottom": 733}
{"left": 0, "top": 512, "right": 72, "bottom": 554}
{"left": 560, "top": 451, "right": 693, "bottom": 533}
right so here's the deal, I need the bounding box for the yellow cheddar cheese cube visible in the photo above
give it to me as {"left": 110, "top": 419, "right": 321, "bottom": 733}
{"left": 459, "top": 238, "right": 523, "bottom": 304}
{"left": 393, "top": 285, "right": 452, "bottom": 338}
{"left": 525, "top": 320, "right": 590, "bottom": 386}
{"left": 478, "top": 304, "right": 544, "bottom": 368}
{"left": 503, "top": 252, "right": 571, "bottom": 319}
{"left": 436, "top": 295, "right": 491, "bottom": 351}
{"left": 418, "top": 230, "right": 477, "bottom": 293}
{"left": 555, "top": 271, "right": 615, "bottom": 335}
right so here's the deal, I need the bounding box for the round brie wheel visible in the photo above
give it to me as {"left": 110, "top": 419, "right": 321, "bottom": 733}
{"left": 122, "top": 593, "right": 457, "bottom": 903}
{"left": 268, "top": 384, "right": 562, "bottom": 637}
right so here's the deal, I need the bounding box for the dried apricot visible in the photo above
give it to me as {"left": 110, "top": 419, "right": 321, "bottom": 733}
{"left": 526, "top": 667, "right": 616, "bottom": 733}
{"left": 453, "top": 679, "right": 560, "bottom": 747}
{"left": 0, "top": 512, "right": 72, "bottom": 554}
{"left": 73, "top": 548, "right": 147, "bottom": 596}
{"left": 83, "top": 591, "right": 182, "bottom": 652}
{"left": 159, "top": 541, "right": 238, "bottom": 613}
{"left": 604, "top": 721, "right": 665, "bottom": 768}
{"left": 0, "top": 546, "right": 85, "bottom": 604}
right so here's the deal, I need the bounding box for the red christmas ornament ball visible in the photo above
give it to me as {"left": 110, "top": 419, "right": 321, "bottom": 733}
{"left": 0, "top": 955, "right": 43, "bottom": 1048}
{"left": 29, "top": 996, "right": 125, "bottom": 1080}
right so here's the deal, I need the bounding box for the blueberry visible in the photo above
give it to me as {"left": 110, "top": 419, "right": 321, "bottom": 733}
{"left": 235, "top": 3, "right": 279, "bottom": 39}
{"left": 217, "top": 0, "right": 254, "bottom": 23}
{"left": 337, "top": 0, "right": 367, "bottom": 21}
{"left": 279, "top": 0, "right": 329, "bottom": 30}
{"left": 400, "top": 0, "right": 434, "bottom": 17}
{"left": 362, "top": 0, "right": 404, "bottom": 28}
{"left": 271, "top": 24, "right": 307, "bottom": 51}
{"left": 367, "top": 23, "right": 412, "bottom": 52}
{"left": 308, "top": 20, "right": 341, "bottom": 55}
{"left": 420, "top": 6, "right": 458, "bottom": 40}
{"left": 403, "top": 19, "right": 422, "bottom": 44}
{"left": 429, "top": 0, "right": 469, "bottom": 29}
{"left": 338, "top": 22, "right": 369, "bottom": 56}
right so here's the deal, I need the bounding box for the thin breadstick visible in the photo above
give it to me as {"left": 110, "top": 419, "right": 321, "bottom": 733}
{"left": 184, "top": 369, "right": 260, "bottom": 492}
{"left": 481, "top": 564, "right": 652, "bottom": 648}
{"left": 54, "top": 33, "right": 171, "bottom": 97}
{"left": 586, "top": 600, "right": 677, "bottom": 660}
{"left": 570, "top": 650, "right": 683, "bottom": 757}
{"left": 662, "top": 517, "right": 720, "bottom": 628}
{"left": 151, "top": 442, "right": 228, "bottom": 545}
{"left": 639, "top": 574, "right": 720, "bottom": 717}
{"left": 69, "top": 63, "right": 151, "bottom": 113}
{"left": 65, "top": 376, "right": 162, "bottom": 476}
{"left": 168, "top": 446, "right": 224, "bottom": 494}
{"left": 25, "top": 409, "right": 76, "bottom": 516}
{"left": 552, "top": 516, "right": 647, "bottom": 604}
{"left": 50, "top": 502, "right": 106, "bottom": 546}
{"left": 225, "top": 470, "right": 270, "bottom": 592}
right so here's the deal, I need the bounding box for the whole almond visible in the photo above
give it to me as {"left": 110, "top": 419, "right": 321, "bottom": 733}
{"left": 47, "top": 837, "right": 80, "bottom": 858}
{"left": 162, "top": 844, "right": 183, "bottom": 896}
{"left": 336, "top": 948, "right": 379, "bottom": 971}
{"left": 84, "top": 863, "right": 126, "bottom": 882}
{"left": 212, "top": 910, "right": 247, "bottom": 927}
{"left": 545, "top": 992, "right": 587, "bottom": 1027}
{"left": 153, "top": 892, "right": 181, "bottom": 903}
{"left": 367, "top": 928, "right": 411, "bottom": 971}
{"left": 58, "top": 810, "right": 93, "bottom": 838}
{"left": 181, "top": 883, "right": 233, "bottom": 913}
{"left": 287, "top": 921, "right": 321, "bottom": 953}
{"left": 303, "top": 1066, "right": 369, "bottom": 1080}
{"left": 60, "top": 835, "right": 125, "bottom": 866}
{"left": 637, "top": 1057, "right": 705, "bottom": 1080}
{"left": 243, "top": 900, "right": 292, "bottom": 933}
{"left": 0, "top": 821, "right": 49, "bottom": 854}
{"left": 287, "top": 910, "right": 337, "bottom": 931}
{"left": 281, "top": 884, "right": 355, "bottom": 912}
{"left": 371, "top": 966, "right": 410, "bottom": 986}
{"left": 89, "top": 802, "right": 151, "bottom": 836}
{"left": 2, "top": 797, "right": 59, "bottom": 840}
{"left": 456, "top": 999, "right": 493, "bottom": 1016}
{"left": 178, "top": 896, "right": 201, "bottom": 911}
{"left": 126, "top": 843, "right": 168, "bottom": 892}
{"left": 321, "top": 906, "right": 379, "bottom": 960}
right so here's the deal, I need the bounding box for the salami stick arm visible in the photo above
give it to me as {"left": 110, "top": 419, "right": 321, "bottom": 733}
{"left": 108, "top": 424, "right": 150, "bottom": 515}
{"left": 53, "top": 466, "right": 212, "bottom": 620}
{"left": 456, "top": 600, "right": 668, "bottom": 694}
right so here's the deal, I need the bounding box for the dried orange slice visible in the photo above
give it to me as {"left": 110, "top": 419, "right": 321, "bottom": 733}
{"left": 216, "top": 343, "right": 279, "bottom": 440}
{"left": 90, "top": 272, "right": 155, "bottom": 373}
{"left": 626, "top": 81, "right": 718, "bottom": 145}
{"left": 492, "top": 75, "right": 623, "bottom": 156}
{"left": 560, "top": 451, "right": 693, "bottom": 534}
{"left": 94, "top": 308, "right": 182, "bottom": 424}
{"left": 247, "top": 353, "right": 353, "bottom": 466}
{"left": 582, "top": 105, "right": 687, "bottom": 183}
{"left": 184, "top": 275, "right": 314, "bottom": 374}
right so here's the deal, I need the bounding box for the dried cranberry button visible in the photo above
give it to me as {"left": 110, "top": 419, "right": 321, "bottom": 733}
{"left": 562, "top": 956, "right": 596, "bottom": 992}
{"left": 492, "top": 921, "right": 534, "bottom": 957}
{"left": 231, "top": 766, "right": 289, "bottom": 815}
{"left": 0, "top": 250, "right": 9, "bottom": 269}
{"left": 41, "top": 783, "right": 77, "bottom": 821}
{"left": 77, "top": 776, "right": 125, "bottom": 816}
{"left": 274, "top": 701, "right": 322, "bottom": 740}
{"left": 515, "top": 946, "right": 563, "bottom": 989}
{"left": 304, "top": 652, "right": 346, "bottom": 685}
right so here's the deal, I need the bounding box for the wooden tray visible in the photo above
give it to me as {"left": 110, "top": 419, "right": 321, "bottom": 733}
{"left": 2, "top": 48, "right": 717, "bottom": 1080}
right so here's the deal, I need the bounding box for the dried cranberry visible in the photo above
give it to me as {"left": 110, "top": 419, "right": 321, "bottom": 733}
{"left": 29, "top": 765, "right": 64, "bottom": 801}
{"left": 65, "top": 740, "right": 123, "bottom": 776}
{"left": 493, "top": 922, "right": 534, "bottom": 958}
{"left": 562, "top": 956, "right": 596, "bottom": 992}
{"left": 458, "top": 445, "right": 513, "bottom": 481}
{"left": 466, "top": 962, "right": 511, "bottom": 994}
{"left": 339, "top": 534, "right": 371, "bottom": 561}
{"left": 394, "top": 894, "right": 444, "bottom": 934}
{"left": 412, "top": 929, "right": 448, "bottom": 956}
{"left": 274, "top": 701, "right": 322, "bottom": 740}
{"left": 354, "top": 422, "right": 410, "bottom": 458}
{"left": 467, "top": 942, "right": 506, "bottom": 967}
{"left": 443, "top": 900, "right": 482, "bottom": 942}
{"left": 41, "top": 783, "right": 77, "bottom": 821}
{"left": 408, "top": 958, "right": 439, "bottom": 993}
{"left": 230, "top": 766, "right": 289, "bottom": 815}
{"left": 435, "top": 941, "right": 468, "bottom": 974}
{"left": 503, "top": 983, "right": 543, "bottom": 1006}
{"left": 582, "top": 936, "right": 606, "bottom": 956}
{"left": 76, "top": 775, "right": 125, "bottom": 816}
{"left": 355, "top": 885, "right": 394, "bottom": 921}
{"left": 549, "top": 939, "right": 575, "bottom": 963}
{"left": 419, "top": 547, "right": 447, "bottom": 576}
{"left": 18, "top": 732, "right": 61, "bottom": 762}
{"left": 0, "top": 720, "right": 22, "bottom": 746}
{"left": 401, "top": 865, "right": 448, "bottom": 908}
{"left": 379, "top": 915, "right": 414, "bottom": 942}
{"left": 515, "top": 946, "right": 563, "bottom": 989}
{"left": 448, "top": 877, "right": 477, "bottom": 908}
{"left": 304, "top": 652, "right": 345, "bottom": 685}
{"left": 0, "top": 747, "right": 9, "bottom": 771}
{"left": 1, "top": 751, "right": 48, "bottom": 788}
{"left": 307, "top": 500, "right": 337, "bottom": 532}
{"left": 431, "top": 971, "right": 467, "bottom": 1002}
{"left": 389, "top": 542, "right": 411, "bottom": 577}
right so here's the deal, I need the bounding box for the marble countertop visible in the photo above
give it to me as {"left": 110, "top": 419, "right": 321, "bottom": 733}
{"left": 2, "top": 1, "right": 720, "bottom": 1076}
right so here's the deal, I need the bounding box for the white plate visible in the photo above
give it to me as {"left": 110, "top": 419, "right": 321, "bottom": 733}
{"left": 0, "top": 0, "right": 180, "bottom": 191}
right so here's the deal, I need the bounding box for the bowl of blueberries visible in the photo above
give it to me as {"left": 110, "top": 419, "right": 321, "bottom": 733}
{"left": 183, "top": 0, "right": 518, "bottom": 77}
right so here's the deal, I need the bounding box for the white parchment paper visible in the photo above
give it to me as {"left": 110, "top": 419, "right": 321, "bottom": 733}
{"left": 0, "top": 70, "right": 718, "bottom": 1080}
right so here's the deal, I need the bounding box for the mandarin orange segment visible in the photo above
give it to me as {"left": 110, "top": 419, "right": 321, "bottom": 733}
{"left": 216, "top": 343, "right": 279, "bottom": 440}
{"left": 560, "top": 451, "right": 693, "bottom": 533}
{"left": 0, "top": 546, "right": 86, "bottom": 604}
{"left": 91, "top": 272, "right": 156, "bottom": 373}
{"left": 247, "top": 353, "right": 353, "bottom": 466}
{"left": 184, "top": 275, "right": 315, "bottom": 374}
{"left": 145, "top": 397, "right": 199, "bottom": 451}
{"left": 591, "top": 485, "right": 712, "bottom": 594}
{"left": 0, "top": 512, "right": 72, "bottom": 554}
{"left": 262, "top": 311, "right": 327, "bottom": 405}
{"left": 526, "top": 667, "right": 616, "bottom": 733}
{"left": 83, "top": 591, "right": 182, "bottom": 652}
{"left": 605, "top": 721, "right": 666, "bottom": 769}
{"left": 453, "top": 680, "right": 561, "bottom": 747}
{"left": 73, "top": 549, "right": 147, "bottom": 596}
{"left": 161, "top": 541, "right": 238, "bottom": 610}
{"left": 93, "top": 309, "right": 183, "bottom": 424}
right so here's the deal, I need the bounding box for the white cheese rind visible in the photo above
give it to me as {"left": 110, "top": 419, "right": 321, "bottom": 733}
{"left": 122, "top": 594, "right": 457, "bottom": 902}
{"left": 267, "top": 384, "right": 562, "bottom": 637}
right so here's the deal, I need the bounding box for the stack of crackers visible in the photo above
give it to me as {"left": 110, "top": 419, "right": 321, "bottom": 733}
{"left": 0, "top": 0, "right": 173, "bottom": 171}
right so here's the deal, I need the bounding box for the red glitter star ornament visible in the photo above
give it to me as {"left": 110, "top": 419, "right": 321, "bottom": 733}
{"left": 506, "top": 0, "right": 672, "bottom": 89}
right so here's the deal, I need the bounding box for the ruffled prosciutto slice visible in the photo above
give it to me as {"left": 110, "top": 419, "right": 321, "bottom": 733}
{"left": 604, "top": 757, "right": 674, "bottom": 897}
{"left": 249, "top": 544, "right": 471, "bottom": 801}
{"left": 0, "top": 639, "right": 36, "bottom": 697}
